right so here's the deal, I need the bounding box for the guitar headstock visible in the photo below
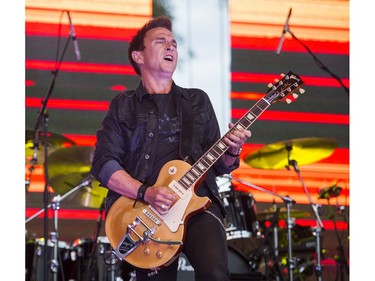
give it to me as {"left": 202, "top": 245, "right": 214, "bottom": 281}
{"left": 264, "top": 71, "right": 305, "bottom": 104}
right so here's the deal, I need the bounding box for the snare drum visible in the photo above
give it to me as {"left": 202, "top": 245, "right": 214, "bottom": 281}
{"left": 30, "top": 238, "right": 73, "bottom": 281}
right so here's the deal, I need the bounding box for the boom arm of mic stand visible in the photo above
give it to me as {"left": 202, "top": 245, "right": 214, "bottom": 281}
{"left": 226, "top": 175, "right": 296, "bottom": 280}
{"left": 25, "top": 177, "right": 93, "bottom": 224}
{"left": 226, "top": 175, "right": 295, "bottom": 204}
{"left": 285, "top": 27, "right": 349, "bottom": 95}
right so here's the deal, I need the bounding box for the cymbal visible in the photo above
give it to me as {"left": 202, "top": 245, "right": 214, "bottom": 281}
{"left": 25, "top": 129, "right": 76, "bottom": 164}
{"left": 244, "top": 137, "right": 338, "bottom": 170}
{"left": 257, "top": 207, "right": 310, "bottom": 221}
{"left": 47, "top": 146, "right": 108, "bottom": 208}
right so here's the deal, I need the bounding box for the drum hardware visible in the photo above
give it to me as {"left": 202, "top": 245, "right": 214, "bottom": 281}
{"left": 30, "top": 238, "right": 73, "bottom": 281}
{"left": 25, "top": 176, "right": 94, "bottom": 280}
{"left": 286, "top": 157, "right": 325, "bottom": 281}
{"left": 249, "top": 207, "right": 284, "bottom": 281}
{"left": 217, "top": 176, "right": 260, "bottom": 239}
{"left": 82, "top": 200, "right": 106, "bottom": 281}
{"left": 244, "top": 137, "right": 338, "bottom": 281}
{"left": 257, "top": 207, "right": 310, "bottom": 221}
{"left": 319, "top": 185, "right": 349, "bottom": 281}
{"left": 225, "top": 175, "right": 297, "bottom": 281}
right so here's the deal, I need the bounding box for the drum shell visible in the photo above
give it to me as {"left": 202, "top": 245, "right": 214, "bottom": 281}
{"left": 29, "top": 239, "right": 74, "bottom": 281}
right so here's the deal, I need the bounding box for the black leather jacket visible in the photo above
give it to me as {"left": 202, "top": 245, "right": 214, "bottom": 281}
{"left": 91, "top": 82, "right": 239, "bottom": 215}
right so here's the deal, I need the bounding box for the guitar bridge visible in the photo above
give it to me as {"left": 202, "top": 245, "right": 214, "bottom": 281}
{"left": 112, "top": 214, "right": 184, "bottom": 261}
{"left": 113, "top": 216, "right": 155, "bottom": 260}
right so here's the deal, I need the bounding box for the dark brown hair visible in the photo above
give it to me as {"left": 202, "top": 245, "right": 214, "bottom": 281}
{"left": 128, "top": 16, "right": 173, "bottom": 76}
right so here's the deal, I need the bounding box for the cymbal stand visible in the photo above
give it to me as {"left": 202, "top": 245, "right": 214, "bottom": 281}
{"left": 51, "top": 195, "right": 61, "bottom": 281}
{"left": 225, "top": 175, "right": 296, "bottom": 281}
{"left": 287, "top": 158, "right": 324, "bottom": 281}
{"left": 25, "top": 176, "right": 93, "bottom": 224}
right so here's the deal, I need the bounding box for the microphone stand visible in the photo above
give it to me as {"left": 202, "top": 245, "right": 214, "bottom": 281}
{"left": 286, "top": 154, "right": 324, "bottom": 281}
{"left": 283, "top": 26, "right": 349, "bottom": 96}
{"left": 83, "top": 200, "right": 105, "bottom": 281}
{"left": 225, "top": 175, "right": 296, "bottom": 281}
{"left": 28, "top": 11, "right": 75, "bottom": 281}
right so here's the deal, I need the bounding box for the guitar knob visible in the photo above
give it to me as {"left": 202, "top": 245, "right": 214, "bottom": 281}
{"left": 156, "top": 250, "right": 163, "bottom": 259}
{"left": 143, "top": 247, "right": 150, "bottom": 256}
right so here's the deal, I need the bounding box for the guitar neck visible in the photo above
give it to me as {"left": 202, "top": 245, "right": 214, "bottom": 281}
{"left": 177, "top": 97, "right": 271, "bottom": 191}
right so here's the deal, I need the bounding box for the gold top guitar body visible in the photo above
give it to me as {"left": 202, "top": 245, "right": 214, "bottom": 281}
{"left": 104, "top": 71, "right": 305, "bottom": 270}
{"left": 105, "top": 159, "right": 210, "bottom": 269}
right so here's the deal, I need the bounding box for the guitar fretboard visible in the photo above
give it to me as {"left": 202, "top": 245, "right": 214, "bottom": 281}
{"left": 177, "top": 97, "right": 271, "bottom": 190}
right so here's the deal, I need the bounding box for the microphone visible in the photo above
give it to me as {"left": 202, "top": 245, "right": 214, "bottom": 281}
{"left": 318, "top": 183, "right": 342, "bottom": 199}
{"left": 67, "top": 11, "right": 81, "bottom": 60}
{"left": 276, "top": 8, "right": 292, "bottom": 55}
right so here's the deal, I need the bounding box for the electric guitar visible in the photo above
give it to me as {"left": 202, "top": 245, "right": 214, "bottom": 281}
{"left": 105, "top": 71, "right": 305, "bottom": 269}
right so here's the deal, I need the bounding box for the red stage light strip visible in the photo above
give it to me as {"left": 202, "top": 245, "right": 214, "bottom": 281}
{"left": 232, "top": 72, "right": 349, "bottom": 88}
{"left": 231, "top": 36, "right": 349, "bottom": 55}
{"left": 26, "top": 22, "right": 138, "bottom": 41}
{"left": 231, "top": 92, "right": 264, "bottom": 100}
{"left": 26, "top": 60, "right": 136, "bottom": 75}
{"left": 64, "top": 134, "right": 97, "bottom": 146}
{"left": 26, "top": 208, "right": 103, "bottom": 220}
{"left": 26, "top": 97, "right": 109, "bottom": 111}
{"left": 232, "top": 109, "right": 349, "bottom": 125}
{"left": 276, "top": 219, "right": 348, "bottom": 231}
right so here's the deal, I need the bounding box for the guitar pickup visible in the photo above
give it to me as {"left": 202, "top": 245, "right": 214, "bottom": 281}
{"left": 169, "top": 180, "right": 188, "bottom": 199}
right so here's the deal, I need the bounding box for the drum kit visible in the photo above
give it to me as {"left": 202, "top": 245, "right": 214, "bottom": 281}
{"left": 25, "top": 129, "right": 348, "bottom": 281}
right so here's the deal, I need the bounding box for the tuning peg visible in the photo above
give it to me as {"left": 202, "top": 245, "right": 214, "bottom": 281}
{"left": 286, "top": 98, "right": 292, "bottom": 104}
{"left": 280, "top": 73, "right": 285, "bottom": 77}
{"left": 274, "top": 79, "right": 279, "bottom": 83}
{"left": 292, "top": 93, "right": 299, "bottom": 99}
{"left": 268, "top": 83, "right": 273, "bottom": 88}
{"left": 299, "top": 88, "right": 305, "bottom": 94}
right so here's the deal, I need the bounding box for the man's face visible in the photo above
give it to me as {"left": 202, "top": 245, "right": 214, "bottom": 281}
{"left": 138, "top": 27, "right": 178, "bottom": 77}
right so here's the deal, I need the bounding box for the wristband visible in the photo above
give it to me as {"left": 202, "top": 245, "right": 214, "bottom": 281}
{"left": 133, "top": 184, "right": 150, "bottom": 207}
{"left": 225, "top": 148, "right": 242, "bottom": 158}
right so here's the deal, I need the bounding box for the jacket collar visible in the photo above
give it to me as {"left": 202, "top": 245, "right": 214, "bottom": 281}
{"left": 134, "top": 81, "right": 191, "bottom": 101}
